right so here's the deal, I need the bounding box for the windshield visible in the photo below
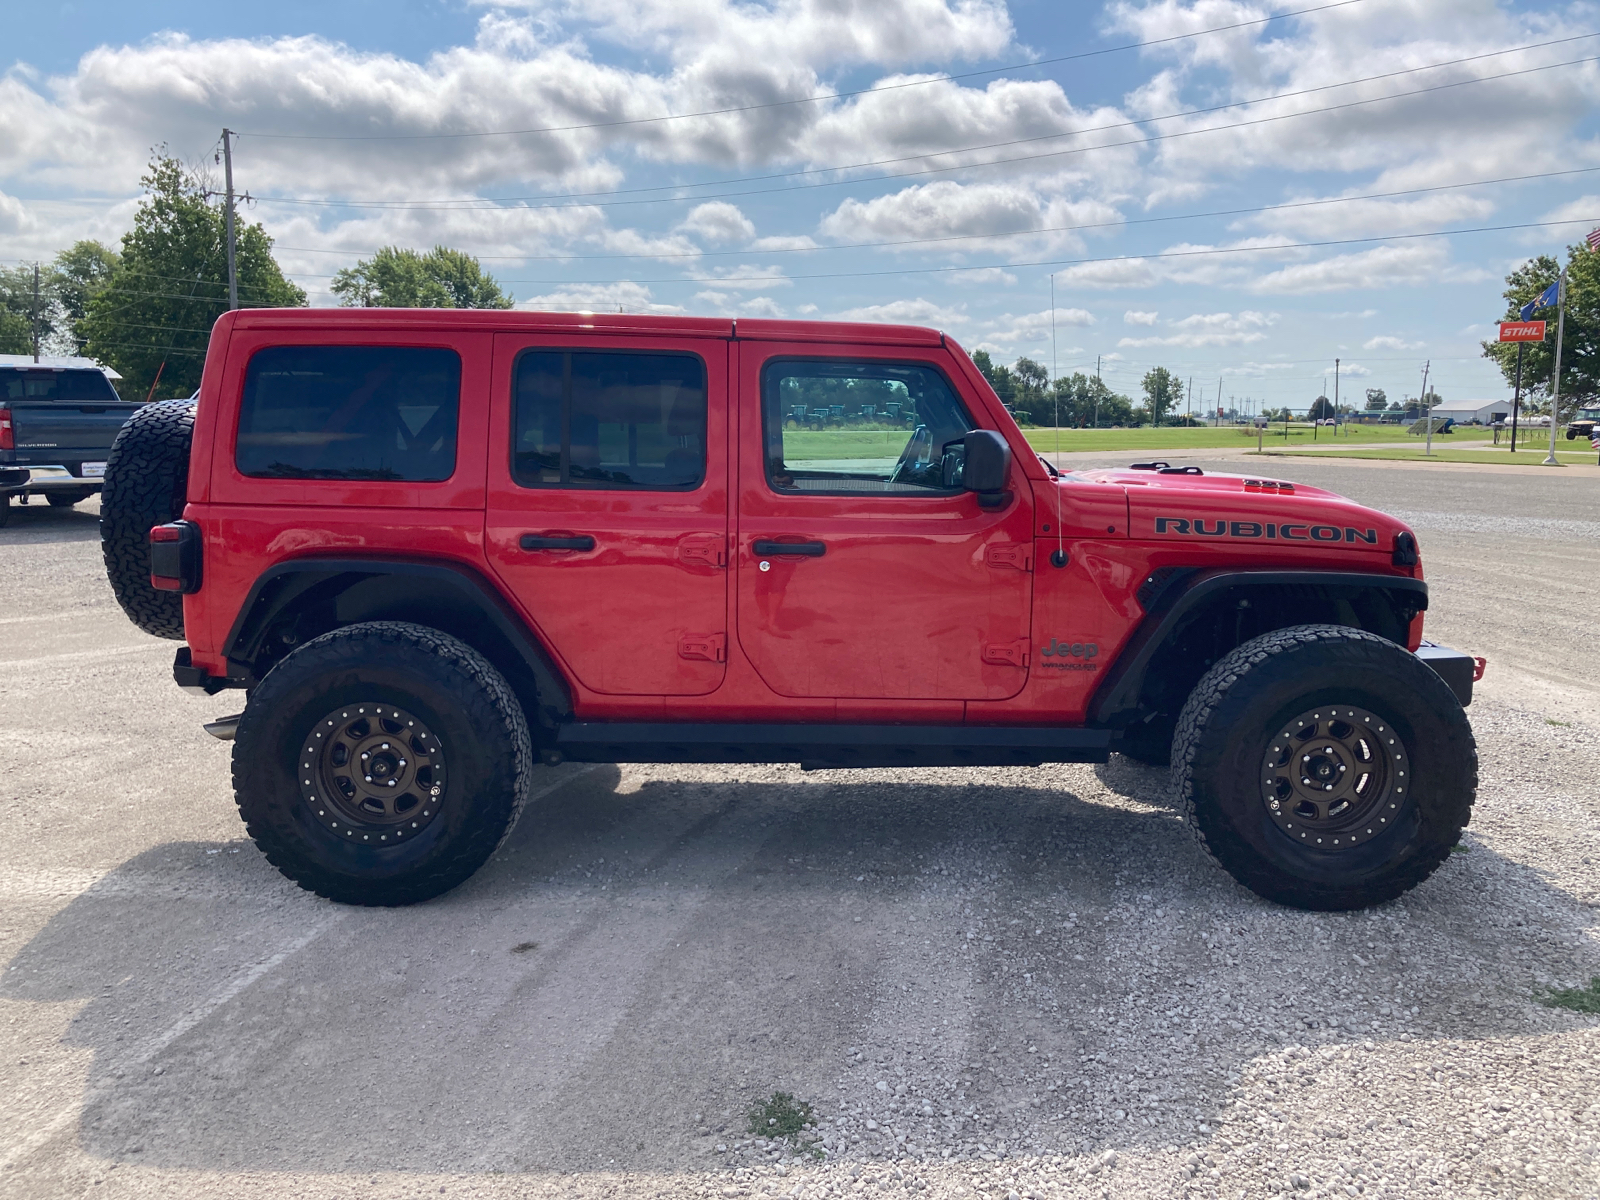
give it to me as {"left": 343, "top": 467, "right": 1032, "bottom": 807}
{"left": 0, "top": 368, "right": 120, "bottom": 403}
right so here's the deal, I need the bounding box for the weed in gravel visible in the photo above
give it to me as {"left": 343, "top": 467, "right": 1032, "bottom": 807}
{"left": 1537, "top": 977, "right": 1600, "bottom": 1014}
{"left": 748, "top": 1092, "right": 821, "bottom": 1153}
{"left": 1547, "top": 718, "right": 1572, "bottom": 728}
{"left": 510, "top": 942, "right": 539, "bottom": 954}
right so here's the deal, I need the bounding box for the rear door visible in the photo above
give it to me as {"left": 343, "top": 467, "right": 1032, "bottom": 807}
{"left": 484, "top": 334, "right": 730, "bottom": 697}
{"left": 734, "top": 343, "right": 1034, "bottom": 701}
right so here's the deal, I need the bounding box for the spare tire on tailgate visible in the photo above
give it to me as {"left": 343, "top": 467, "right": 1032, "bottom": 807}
{"left": 101, "top": 398, "right": 196, "bottom": 640}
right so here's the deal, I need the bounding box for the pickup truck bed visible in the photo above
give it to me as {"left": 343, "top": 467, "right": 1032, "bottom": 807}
{"left": 1, "top": 364, "right": 146, "bottom": 512}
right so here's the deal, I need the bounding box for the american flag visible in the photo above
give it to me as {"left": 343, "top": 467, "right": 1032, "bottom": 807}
{"left": 1589, "top": 226, "right": 1600, "bottom": 252}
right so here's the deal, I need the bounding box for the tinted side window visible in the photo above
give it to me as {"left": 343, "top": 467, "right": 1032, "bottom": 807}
{"left": 237, "top": 346, "right": 460, "bottom": 481}
{"left": 762, "top": 359, "right": 974, "bottom": 494}
{"left": 0, "top": 369, "right": 119, "bottom": 402}
{"left": 513, "top": 351, "right": 705, "bottom": 489}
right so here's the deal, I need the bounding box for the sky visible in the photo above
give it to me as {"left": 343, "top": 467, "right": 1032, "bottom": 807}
{"left": 3, "top": 0, "right": 1599, "bottom": 411}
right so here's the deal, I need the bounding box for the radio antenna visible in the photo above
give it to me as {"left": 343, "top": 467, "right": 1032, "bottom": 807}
{"left": 1049, "top": 274, "right": 1067, "bottom": 568}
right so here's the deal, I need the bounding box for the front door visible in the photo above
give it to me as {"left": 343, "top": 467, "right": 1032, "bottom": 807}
{"left": 485, "top": 334, "right": 730, "bottom": 696}
{"left": 735, "top": 345, "right": 1033, "bottom": 701}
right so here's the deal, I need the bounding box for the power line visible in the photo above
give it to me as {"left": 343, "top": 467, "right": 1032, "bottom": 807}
{"left": 236, "top": 44, "right": 1600, "bottom": 215}
{"left": 21, "top": 33, "right": 1567, "bottom": 216}
{"left": 279, "top": 215, "right": 1600, "bottom": 286}
{"left": 9, "top": 160, "right": 1600, "bottom": 293}
{"left": 259, "top": 164, "right": 1600, "bottom": 263}
{"left": 14, "top": 210, "right": 1579, "bottom": 289}
{"left": 21, "top": 213, "right": 1589, "bottom": 296}
{"left": 234, "top": 0, "right": 1372, "bottom": 142}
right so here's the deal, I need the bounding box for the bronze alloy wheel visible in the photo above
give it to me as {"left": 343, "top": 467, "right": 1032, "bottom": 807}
{"left": 1261, "top": 705, "right": 1406, "bottom": 850}
{"left": 301, "top": 703, "right": 447, "bottom": 845}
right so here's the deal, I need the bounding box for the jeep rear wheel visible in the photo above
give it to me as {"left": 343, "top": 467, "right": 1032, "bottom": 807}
{"left": 1172, "top": 624, "right": 1476, "bottom": 911}
{"left": 233, "top": 621, "right": 533, "bottom": 906}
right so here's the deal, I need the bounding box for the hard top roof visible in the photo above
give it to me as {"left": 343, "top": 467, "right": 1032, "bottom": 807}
{"left": 226, "top": 308, "right": 945, "bottom": 347}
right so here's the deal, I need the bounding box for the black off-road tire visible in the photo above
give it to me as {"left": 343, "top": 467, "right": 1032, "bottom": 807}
{"left": 1172, "top": 624, "right": 1476, "bottom": 911}
{"left": 100, "top": 398, "right": 196, "bottom": 639}
{"left": 233, "top": 621, "right": 533, "bottom": 906}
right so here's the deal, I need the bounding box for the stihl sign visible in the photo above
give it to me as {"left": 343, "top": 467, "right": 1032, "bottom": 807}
{"left": 1498, "top": 321, "right": 1547, "bottom": 342}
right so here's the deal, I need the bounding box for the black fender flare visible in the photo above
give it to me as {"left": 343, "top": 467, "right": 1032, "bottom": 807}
{"left": 221, "top": 557, "right": 573, "bottom": 729}
{"left": 1089, "top": 568, "right": 1429, "bottom": 726}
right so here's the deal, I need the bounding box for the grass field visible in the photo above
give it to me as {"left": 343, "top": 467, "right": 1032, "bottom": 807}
{"left": 1258, "top": 443, "right": 1600, "bottom": 467}
{"left": 779, "top": 424, "right": 1514, "bottom": 461}
{"left": 781, "top": 429, "right": 920, "bottom": 463}
{"left": 1018, "top": 423, "right": 1495, "bottom": 453}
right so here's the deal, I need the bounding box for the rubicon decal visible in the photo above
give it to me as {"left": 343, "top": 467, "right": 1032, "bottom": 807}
{"left": 1041, "top": 639, "right": 1099, "bottom": 671}
{"left": 1153, "top": 517, "right": 1377, "bottom": 544}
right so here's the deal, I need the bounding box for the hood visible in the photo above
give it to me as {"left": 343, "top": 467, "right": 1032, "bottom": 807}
{"left": 1068, "top": 465, "right": 1415, "bottom": 560}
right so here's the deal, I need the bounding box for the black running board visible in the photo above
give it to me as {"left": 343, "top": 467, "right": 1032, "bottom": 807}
{"left": 552, "top": 722, "right": 1112, "bottom": 769}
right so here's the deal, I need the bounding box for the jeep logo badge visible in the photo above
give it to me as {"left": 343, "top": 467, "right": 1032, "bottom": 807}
{"left": 1040, "top": 639, "right": 1099, "bottom": 671}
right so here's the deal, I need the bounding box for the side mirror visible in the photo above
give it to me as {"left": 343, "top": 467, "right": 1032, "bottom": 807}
{"left": 961, "top": 429, "right": 1012, "bottom": 502}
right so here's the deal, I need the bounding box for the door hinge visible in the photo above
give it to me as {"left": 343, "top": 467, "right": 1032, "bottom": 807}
{"left": 985, "top": 544, "right": 1033, "bottom": 571}
{"left": 679, "top": 633, "right": 727, "bottom": 663}
{"left": 678, "top": 534, "right": 728, "bottom": 568}
{"left": 982, "top": 640, "right": 1029, "bottom": 668}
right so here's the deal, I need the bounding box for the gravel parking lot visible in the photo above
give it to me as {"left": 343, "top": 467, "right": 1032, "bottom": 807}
{"left": 2, "top": 461, "right": 1598, "bottom": 1200}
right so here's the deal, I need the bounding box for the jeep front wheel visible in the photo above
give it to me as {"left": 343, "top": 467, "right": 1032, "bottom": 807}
{"left": 1172, "top": 624, "right": 1476, "bottom": 911}
{"left": 232, "top": 621, "right": 533, "bottom": 906}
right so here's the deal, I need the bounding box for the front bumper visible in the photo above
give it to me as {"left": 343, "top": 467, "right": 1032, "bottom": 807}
{"left": 1415, "top": 641, "right": 1482, "bottom": 707}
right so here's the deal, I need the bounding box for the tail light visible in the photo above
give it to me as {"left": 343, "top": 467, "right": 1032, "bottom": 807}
{"left": 0, "top": 408, "right": 12, "bottom": 451}
{"left": 149, "top": 521, "right": 202, "bottom": 592}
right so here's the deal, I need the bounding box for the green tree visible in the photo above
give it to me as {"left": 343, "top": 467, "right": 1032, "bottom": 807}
{"left": 331, "top": 245, "right": 513, "bottom": 309}
{"left": 1364, "top": 387, "right": 1387, "bottom": 410}
{"left": 972, "top": 349, "right": 1019, "bottom": 408}
{"left": 1140, "top": 365, "right": 1181, "bottom": 426}
{"left": 52, "top": 241, "right": 120, "bottom": 354}
{"left": 1308, "top": 395, "right": 1336, "bottom": 421}
{"left": 80, "top": 153, "right": 305, "bottom": 398}
{"left": 1482, "top": 243, "right": 1599, "bottom": 417}
{"left": 0, "top": 265, "right": 40, "bottom": 355}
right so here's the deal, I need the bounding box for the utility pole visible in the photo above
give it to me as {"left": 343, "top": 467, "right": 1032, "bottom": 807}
{"left": 29, "top": 267, "right": 40, "bottom": 366}
{"left": 1094, "top": 354, "right": 1101, "bottom": 429}
{"left": 1545, "top": 266, "right": 1568, "bottom": 466}
{"left": 1422, "top": 361, "right": 1434, "bottom": 456}
{"left": 1186, "top": 375, "right": 1193, "bottom": 427}
{"left": 222, "top": 128, "right": 239, "bottom": 310}
{"left": 1215, "top": 378, "right": 1222, "bottom": 428}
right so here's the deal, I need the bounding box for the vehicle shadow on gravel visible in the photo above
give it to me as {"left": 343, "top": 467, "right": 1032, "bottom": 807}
{"left": 5, "top": 763, "right": 1596, "bottom": 1177}
{"left": 0, "top": 500, "right": 101, "bottom": 543}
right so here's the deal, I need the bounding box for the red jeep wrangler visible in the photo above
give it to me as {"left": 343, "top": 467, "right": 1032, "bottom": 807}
{"left": 100, "top": 310, "right": 1477, "bottom": 911}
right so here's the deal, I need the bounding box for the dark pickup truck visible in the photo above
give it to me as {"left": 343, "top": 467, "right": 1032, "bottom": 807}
{"left": 0, "top": 363, "right": 146, "bottom": 525}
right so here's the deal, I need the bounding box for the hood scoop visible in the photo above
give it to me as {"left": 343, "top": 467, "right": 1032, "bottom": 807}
{"left": 1242, "top": 478, "right": 1296, "bottom": 494}
{"left": 1129, "top": 461, "right": 1204, "bottom": 475}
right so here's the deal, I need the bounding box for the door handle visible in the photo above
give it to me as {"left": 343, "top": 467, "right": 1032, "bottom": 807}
{"left": 519, "top": 534, "right": 596, "bottom": 551}
{"left": 752, "top": 539, "right": 826, "bottom": 557}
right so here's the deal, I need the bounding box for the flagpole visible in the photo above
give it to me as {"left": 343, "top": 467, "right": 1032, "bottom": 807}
{"left": 1544, "top": 266, "right": 1568, "bottom": 467}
